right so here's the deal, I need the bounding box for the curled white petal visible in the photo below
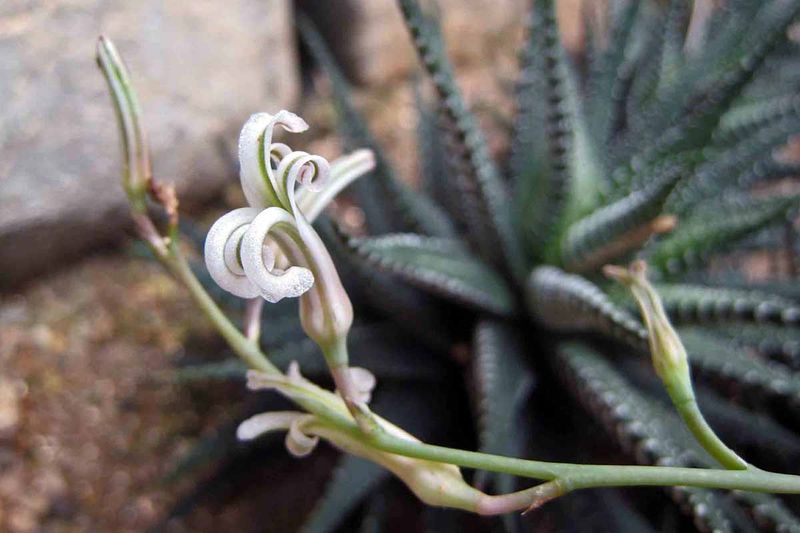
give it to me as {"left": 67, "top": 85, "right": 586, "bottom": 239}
{"left": 269, "top": 142, "right": 293, "bottom": 165}
{"left": 240, "top": 207, "right": 315, "bottom": 303}
{"left": 298, "top": 149, "right": 376, "bottom": 222}
{"left": 236, "top": 411, "right": 304, "bottom": 441}
{"left": 278, "top": 151, "right": 330, "bottom": 193}
{"left": 348, "top": 367, "right": 377, "bottom": 404}
{"left": 239, "top": 111, "right": 309, "bottom": 208}
{"left": 275, "top": 151, "right": 330, "bottom": 220}
{"left": 204, "top": 207, "right": 261, "bottom": 298}
{"left": 285, "top": 417, "right": 319, "bottom": 457}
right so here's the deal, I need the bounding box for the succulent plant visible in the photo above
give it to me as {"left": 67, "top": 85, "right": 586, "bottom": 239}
{"left": 99, "top": 0, "right": 800, "bottom": 531}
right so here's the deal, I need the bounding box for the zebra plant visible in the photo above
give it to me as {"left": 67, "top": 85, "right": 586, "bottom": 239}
{"left": 98, "top": 0, "right": 800, "bottom": 531}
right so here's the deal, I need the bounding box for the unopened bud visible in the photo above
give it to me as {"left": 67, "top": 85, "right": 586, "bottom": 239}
{"left": 604, "top": 260, "right": 689, "bottom": 382}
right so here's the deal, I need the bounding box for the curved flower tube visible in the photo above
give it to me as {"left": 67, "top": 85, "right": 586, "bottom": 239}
{"left": 204, "top": 207, "right": 262, "bottom": 299}
{"left": 239, "top": 111, "right": 311, "bottom": 209}
{"left": 240, "top": 207, "right": 315, "bottom": 303}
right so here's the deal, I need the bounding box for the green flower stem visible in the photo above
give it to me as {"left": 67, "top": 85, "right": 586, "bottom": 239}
{"left": 338, "top": 422, "right": 800, "bottom": 493}
{"left": 166, "top": 244, "right": 277, "bottom": 375}
{"left": 162, "top": 238, "right": 800, "bottom": 497}
{"left": 664, "top": 373, "right": 749, "bottom": 471}
{"left": 164, "top": 243, "right": 358, "bottom": 428}
{"left": 164, "top": 241, "right": 800, "bottom": 495}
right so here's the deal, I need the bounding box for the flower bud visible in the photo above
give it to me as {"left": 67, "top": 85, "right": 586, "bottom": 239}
{"left": 96, "top": 36, "right": 151, "bottom": 212}
{"left": 604, "top": 260, "right": 690, "bottom": 384}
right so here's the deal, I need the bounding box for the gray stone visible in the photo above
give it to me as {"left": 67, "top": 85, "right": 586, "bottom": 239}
{"left": 0, "top": 0, "right": 298, "bottom": 287}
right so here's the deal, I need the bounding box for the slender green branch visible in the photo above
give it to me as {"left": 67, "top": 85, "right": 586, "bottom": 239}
{"left": 166, "top": 245, "right": 277, "bottom": 374}
{"left": 338, "top": 423, "right": 800, "bottom": 493}
{"left": 134, "top": 167, "right": 800, "bottom": 506}
{"left": 162, "top": 248, "right": 800, "bottom": 496}
{"left": 665, "top": 375, "right": 749, "bottom": 470}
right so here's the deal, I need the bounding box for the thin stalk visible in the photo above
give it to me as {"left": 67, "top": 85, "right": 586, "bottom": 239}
{"left": 162, "top": 230, "right": 800, "bottom": 495}
{"left": 666, "top": 379, "right": 748, "bottom": 470}
{"left": 163, "top": 251, "right": 800, "bottom": 495}
{"left": 323, "top": 415, "right": 800, "bottom": 493}
{"left": 244, "top": 298, "right": 264, "bottom": 342}
{"left": 166, "top": 245, "right": 277, "bottom": 374}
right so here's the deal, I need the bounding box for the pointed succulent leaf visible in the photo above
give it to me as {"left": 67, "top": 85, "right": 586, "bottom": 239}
{"left": 655, "top": 0, "right": 691, "bottom": 96}
{"left": 672, "top": 0, "right": 800, "bottom": 145}
{"left": 669, "top": 0, "right": 799, "bottom": 149}
{"left": 649, "top": 283, "right": 800, "bottom": 327}
{"left": 526, "top": 267, "right": 647, "bottom": 350}
{"left": 396, "top": 0, "right": 525, "bottom": 279}
{"left": 680, "top": 329, "right": 800, "bottom": 407}
{"left": 561, "top": 157, "right": 687, "bottom": 272}
{"left": 345, "top": 232, "right": 516, "bottom": 315}
{"left": 586, "top": 0, "right": 641, "bottom": 142}
{"left": 472, "top": 320, "right": 535, "bottom": 488}
{"left": 515, "top": 0, "right": 575, "bottom": 258}
{"left": 715, "top": 92, "right": 800, "bottom": 146}
{"left": 510, "top": 4, "right": 548, "bottom": 254}
{"left": 415, "top": 80, "right": 456, "bottom": 218}
{"left": 670, "top": 118, "right": 800, "bottom": 213}
{"left": 297, "top": 14, "right": 455, "bottom": 238}
{"left": 735, "top": 159, "right": 800, "bottom": 188}
{"left": 648, "top": 195, "right": 799, "bottom": 276}
{"left": 707, "top": 324, "right": 800, "bottom": 369}
{"left": 616, "top": 6, "right": 670, "bottom": 153}
{"left": 319, "top": 219, "right": 458, "bottom": 350}
{"left": 302, "top": 455, "right": 389, "bottom": 533}
{"left": 614, "top": 0, "right": 800, "bottom": 193}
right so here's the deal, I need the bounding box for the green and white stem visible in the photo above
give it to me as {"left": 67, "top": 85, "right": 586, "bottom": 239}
{"left": 98, "top": 35, "right": 800, "bottom": 517}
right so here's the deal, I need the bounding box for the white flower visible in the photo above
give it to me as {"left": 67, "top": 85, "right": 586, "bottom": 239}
{"left": 204, "top": 111, "right": 374, "bottom": 305}
{"left": 236, "top": 411, "right": 319, "bottom": 457}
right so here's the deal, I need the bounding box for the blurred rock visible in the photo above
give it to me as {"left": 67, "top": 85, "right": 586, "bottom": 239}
{"left": 299, "top": 0, "right": 585, "bottom": 86}
{"left": 0, "top": 0, "right": 298, "bottom": 288}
